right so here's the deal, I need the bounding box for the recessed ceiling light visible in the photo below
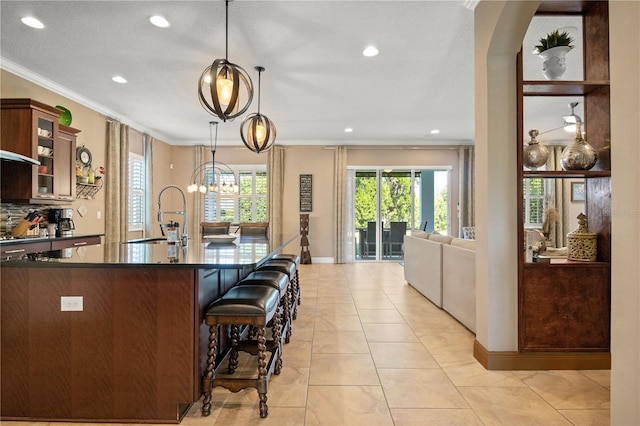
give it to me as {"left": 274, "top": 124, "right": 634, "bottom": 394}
{"left": 344, "top": 128, "right": 353, "bottom": 133}
{"left": 21, "top": 17, "right": 44, "bottom": 29}
{"left": 149, "top": 15, "right": 170, "bottom": 28}
{"left": 112, "top": 76, "right": 128, "bottom": 84}
{"left": 362, "top": 46, "right": 379, "bottom": 57}
{"left": 430, "top": 129, "right": 440, "bottom": 134}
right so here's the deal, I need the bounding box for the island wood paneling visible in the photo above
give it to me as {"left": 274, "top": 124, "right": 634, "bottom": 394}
{"left": 1, "top": 266, "right": 199, "bottom": 423}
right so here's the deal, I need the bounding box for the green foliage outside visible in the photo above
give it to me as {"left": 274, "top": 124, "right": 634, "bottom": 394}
{"left": 434, "top": 186, "right": 448, "bottom": 233}
{"left": 355, "top": 171, "right": 448, "bottom": 233}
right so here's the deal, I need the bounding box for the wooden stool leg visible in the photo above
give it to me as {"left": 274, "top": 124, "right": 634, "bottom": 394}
{"left": 201, "top": 322, "right": 218, "bottom": 417}
{"left": 283, "top": 289, "right": 292, "bottom": 343}
{"left": 257, "top": 326, "right": 269, "bottom": 418}
{"left": 273, "top": 309, "right": 283, "bottom": 375}
{"left": 228, "top": 324, "right": 240, "bottom": 374}
{"left": 295, "top": 269, "right": 301, "bottom": 305}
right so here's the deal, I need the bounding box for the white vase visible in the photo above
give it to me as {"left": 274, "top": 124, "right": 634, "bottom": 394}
{"left": 537, "top": 46, "right": 571, "bottom": 80}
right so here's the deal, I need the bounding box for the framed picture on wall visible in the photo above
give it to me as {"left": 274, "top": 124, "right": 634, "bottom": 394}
{"left": 571, "top": 182, "right": 585, "bottom": 202}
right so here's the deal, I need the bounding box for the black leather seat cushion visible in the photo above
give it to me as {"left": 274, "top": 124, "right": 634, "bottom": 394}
{"left": 272, "top": 254, "right": 300, "bottom": 266}
{"left": 207, "top": 285, "right": 279, "bottom": 317}
{"left": 242, "top": 271, "right": 289, "bottom": 295}
{"left": 258, "top": 260, "right": 296, "bottom": 277}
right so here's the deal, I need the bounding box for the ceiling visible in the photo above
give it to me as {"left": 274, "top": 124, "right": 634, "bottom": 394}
{"left": 1, "top": 1, "right": 478, "bottom": 147}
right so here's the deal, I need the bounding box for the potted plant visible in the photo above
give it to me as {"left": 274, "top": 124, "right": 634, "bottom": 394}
{"left": 534, "top": 29, "right": 574, "bottom": 80}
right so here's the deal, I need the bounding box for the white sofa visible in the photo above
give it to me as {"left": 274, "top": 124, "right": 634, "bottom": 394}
{"left": 403, "top": 231, "right": 476, "bottom": 332}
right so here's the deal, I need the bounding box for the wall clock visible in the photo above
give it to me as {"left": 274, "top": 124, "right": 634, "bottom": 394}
{"left": 76, "top": 146, "right": 92, "bottom": 166}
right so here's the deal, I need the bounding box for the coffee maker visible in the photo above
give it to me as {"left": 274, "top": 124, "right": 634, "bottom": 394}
{"left": 48, "top": 208, "right": 75, "bottom": 237}
{"left": 59, "top": 208, "right": 75, "bottom": 237}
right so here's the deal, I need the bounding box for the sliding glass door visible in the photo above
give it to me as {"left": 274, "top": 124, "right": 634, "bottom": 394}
{"left": 353, "top": 167, "right": 449, "bottom": 261}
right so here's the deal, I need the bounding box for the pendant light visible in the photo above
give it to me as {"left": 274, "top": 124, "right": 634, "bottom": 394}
{"left": 198, "top": 0, "right": 253, "bottom": 122}
{"left": 188, "top": 121, "right": 238, "bottom": 194}
{"left": 240, "top": 66, "right": 277, "bottom": 153}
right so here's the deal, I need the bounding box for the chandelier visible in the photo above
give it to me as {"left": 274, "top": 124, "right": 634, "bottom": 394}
{"left": 197, "top": 0, "right": 253, "bottom": 122}
{"left": 240, "top": 66, "right": 277, "bottom": 153}
{"left": 188, "top": 121, "right": 239, "bottom": 194}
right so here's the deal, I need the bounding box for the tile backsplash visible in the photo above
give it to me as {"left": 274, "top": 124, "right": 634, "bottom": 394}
{"left": 1, "top": 203, "right": 59, "bottom": 237}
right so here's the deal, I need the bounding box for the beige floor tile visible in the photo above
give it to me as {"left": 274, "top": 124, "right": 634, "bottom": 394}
{"left": 369, "top": 342, "right": 439, "bottom": 369}
{"left": 443, "top": 360, "right": 526, "bottom": 387}
{"left": 283, "top": 340, "right": 312, "bottom": 368}
{"left": 358, "top": 308, "right": 407, "bottom": 324}
{"left": 309, "top": 353, "right": 380, "bottom": 385}
{"left": 305, "top": 385, "right": 394, "bottom": 425}
{"left": 580, "top": 369, "right": 611, "bottom": 388}
{"left": 390, "top": 408, "right": 484, "bottom": 425}
{"left": 238, "top": 367, "right": 310, "bottom": 408}
{"left": 378, "top": 368, "right": 469, "bottom": 409}
{"left": 558, "top": 409, "right": 610, "bottom": 425}
{"left": 420, "top": 332, "right": 475, "bottom": 356}
{"left": 350, "top": 289, "right": 390, "bottom": 299}
{"left": 216, "top": 404, "right": 306, "bottom": 425}
{"left": 405, "top": 313, "right": 469, "bottom": 336}
{"left": 314, "top": 314, "right": 363, "bottom": 331}
{"left": 459, "top": 386, "right": 573, "bottom": 425}
{"left": 354, "top": 298, "right": 397, "bottom": 310}
{"left": 314, "top": 302, "right": 358, "bottom": 316}
{"left": 363, "top": 323, "right": 419, "bottom": 342}
{"left": 288, "top": 324, "right": 314, "bottom": 341}
{"left": 312, "top": 330, "right": 370, "bottom": 353}
{"left": 514, "top": 370, "right": 610, "bottom": 409}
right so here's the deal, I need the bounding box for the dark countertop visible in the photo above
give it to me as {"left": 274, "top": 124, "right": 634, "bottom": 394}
{"left": 0, "top": 233, "right": 103, "bottom": 246}
{"left": 1, "top": 235, "right": 296, "bottom": 269}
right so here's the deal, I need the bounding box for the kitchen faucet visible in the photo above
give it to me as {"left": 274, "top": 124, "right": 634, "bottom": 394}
{"left": 157, "top": 185, "right": 188, "bottom": 246}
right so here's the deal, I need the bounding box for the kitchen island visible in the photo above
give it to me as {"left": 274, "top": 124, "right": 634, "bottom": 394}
{"left": 0, "top": 235, "right": 295, "bottom": 423}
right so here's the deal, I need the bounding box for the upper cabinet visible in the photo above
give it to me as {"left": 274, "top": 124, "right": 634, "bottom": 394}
{"left": 1, "top": 99, "right": 79, "bottom": 204}
{"left": 517, "top": 1, "right": 611, "bottom": 362}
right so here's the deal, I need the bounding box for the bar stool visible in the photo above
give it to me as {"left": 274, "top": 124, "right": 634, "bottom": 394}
{"left": 240, "top": 270, "right": 292, "bottom": 343}
{"left": 201, "top": 285, "right": 282, "bottom": 418}
{"left": 271, "top": 254, "right": 301, "bottom": 306}
{"left": 256, "top": 259, "right": 299, "bottom": 320}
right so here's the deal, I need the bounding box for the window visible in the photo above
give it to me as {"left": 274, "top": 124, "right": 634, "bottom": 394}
{"left": 204, "top": 165, "right": 267, "bottom": 222}
{"left": 128, "top": 153, "right": 145, "bottom": 232}
{"left": 523, "top": 178, "right": 544, "bottom": 227}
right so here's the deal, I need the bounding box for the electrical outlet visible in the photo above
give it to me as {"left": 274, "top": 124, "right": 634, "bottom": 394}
{"left": 61, "top": 296, "right": 83, "bottom": 311}
{"left": 97, "top": 210, "right": 101, "bottom": 219}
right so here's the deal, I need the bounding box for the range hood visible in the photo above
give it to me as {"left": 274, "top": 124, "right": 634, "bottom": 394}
{"left": 0, "top": 150, "right": 40, "bottom": 165}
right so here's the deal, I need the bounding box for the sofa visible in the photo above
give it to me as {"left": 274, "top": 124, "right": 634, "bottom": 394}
{"left": 403, "top": 231, "right": 476, "bottom": 332}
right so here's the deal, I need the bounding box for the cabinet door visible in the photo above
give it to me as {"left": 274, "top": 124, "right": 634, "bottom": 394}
{"left": 55, "top": 127, "right": 76, "bottom": 201}
{"left": 34, "top": 112, "right": 58, "bottom": 201}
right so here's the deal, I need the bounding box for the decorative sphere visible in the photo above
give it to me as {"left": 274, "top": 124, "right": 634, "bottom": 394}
{"left": 198, "top": 59, "right": 253, "bottom": 122}
{"left": 56, "top": 105, "right": 72, "bottom": 126}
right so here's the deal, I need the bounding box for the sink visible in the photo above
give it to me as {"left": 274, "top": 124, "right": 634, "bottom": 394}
{"left": 122, "top": 238, "right": 167, "bottom": 244}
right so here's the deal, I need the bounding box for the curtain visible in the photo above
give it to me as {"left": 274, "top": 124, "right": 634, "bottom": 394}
{"left": 343, "top": 169, "right": 356, "bottom": 263}
{"left": 334, "top": 146, "right": 348, "bottom": 263}
{"left": 459, "top": 146, "right": 475, "bottom": 234}
{"left": 105, "top": 119, "right": 129, "bottom": 244}
{"left": 190, "top": 145, "right": 206, "bottom": 239}
{"left": 267, "top": 146, "right": 284, "bottom": 246}
{"left": 143, "top": 133, "right": 153, "bottom": 237}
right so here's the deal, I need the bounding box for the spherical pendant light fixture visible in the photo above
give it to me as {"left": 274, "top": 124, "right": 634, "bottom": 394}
{"left": 240, "top": 66, "right": 277, "bottom": 153}
{"left": 198, "top": 0, "right": 253, "bottom": 122}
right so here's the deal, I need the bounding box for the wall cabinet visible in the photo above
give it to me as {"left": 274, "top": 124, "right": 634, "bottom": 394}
{"left": 517, "top": 1, "right": 610, "bottom": 362}
{"left": 1, "top": 99, "right": 79, "bottom": 204}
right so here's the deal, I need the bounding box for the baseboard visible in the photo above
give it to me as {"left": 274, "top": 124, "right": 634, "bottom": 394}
{"left": 473, "top": 340, "right": 611, "bottom": 370}
{"left": 310, "top": 257, "right": 334, "bottom": 264}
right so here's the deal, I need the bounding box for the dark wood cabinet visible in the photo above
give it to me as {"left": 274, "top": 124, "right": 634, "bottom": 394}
{"left": 517, "top": 2, "right": 611, "bottom": 360}
{"left": 1, "top": 99, "right": 79, "bottom": 204}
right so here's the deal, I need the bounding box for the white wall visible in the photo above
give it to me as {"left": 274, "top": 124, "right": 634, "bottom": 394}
{"left": 474, "top": 0, "right": 538, "bottom": 351}
{"left": 609, "top": 1, "right": 640, "bottom": 423}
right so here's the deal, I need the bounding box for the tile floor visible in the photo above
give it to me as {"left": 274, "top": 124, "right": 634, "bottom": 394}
{"left": 5, "top": 262, "right": 611, "bottom": 425}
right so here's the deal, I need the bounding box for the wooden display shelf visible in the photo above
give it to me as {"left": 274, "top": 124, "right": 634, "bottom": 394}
{"left": 522, "top": 170, "right": 611, "bottom": 178}
{"left": 523, "top": 80, "right": 609, "bottom": 96}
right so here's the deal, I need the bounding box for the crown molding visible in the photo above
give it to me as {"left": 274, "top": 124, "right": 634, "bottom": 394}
{"left": 1, "top": 57, "right": 155, "bottom": 137}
